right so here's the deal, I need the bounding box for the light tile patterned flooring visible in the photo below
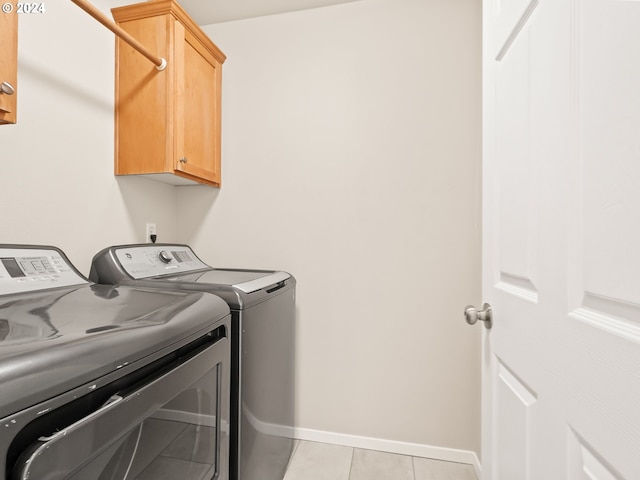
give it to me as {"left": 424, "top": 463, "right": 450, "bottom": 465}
{"left": 284, "top": 440, "right": 478, "bottom": 480}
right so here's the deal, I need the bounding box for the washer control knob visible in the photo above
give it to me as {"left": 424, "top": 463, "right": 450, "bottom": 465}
{"left": 158, "top": 250, "right": 172, "bottom": 263}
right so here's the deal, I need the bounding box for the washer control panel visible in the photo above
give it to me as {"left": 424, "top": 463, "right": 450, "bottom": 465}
{"left": 0, "top": 247, "right": 88, "bottom": 295}
{"left": 114, "top": 245, "right": 209, "bottom": 279}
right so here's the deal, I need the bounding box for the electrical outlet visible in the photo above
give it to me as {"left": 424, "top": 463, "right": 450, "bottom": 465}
{"left": 145, "top": 223, "right": 157, "bottom": 243}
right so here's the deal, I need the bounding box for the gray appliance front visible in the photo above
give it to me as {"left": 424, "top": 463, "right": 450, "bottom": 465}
{"left": 0, "top": 245, "right": 230, "bottom": 480}
{"left": 10, "top": 327, "right": 229, "bottom": 480}
{"left": 89, "top": 244, "right": 296, "bottom": 480}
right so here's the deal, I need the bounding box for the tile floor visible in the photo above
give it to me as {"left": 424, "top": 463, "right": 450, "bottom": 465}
{"left": 97, "top": 417, "right": 477, "bottom": 480}
{"left": 283, "top": 440, "right": 478, "bottom": 480}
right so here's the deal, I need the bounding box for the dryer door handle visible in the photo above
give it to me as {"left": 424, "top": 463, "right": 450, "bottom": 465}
{"left": 37, "top": 395, "right": 123, "bottom": 442}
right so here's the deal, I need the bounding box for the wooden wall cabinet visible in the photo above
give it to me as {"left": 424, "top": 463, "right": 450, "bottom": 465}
{"left": 112, "top": 0, "right": 226, "bottom": 187}
{"left": 0, "top": 10, "right": 18, "bottom": 125}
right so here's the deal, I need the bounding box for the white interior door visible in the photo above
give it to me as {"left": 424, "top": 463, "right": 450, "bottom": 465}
{"left": 482, "top": 0, "right": 640, "bottom": 479}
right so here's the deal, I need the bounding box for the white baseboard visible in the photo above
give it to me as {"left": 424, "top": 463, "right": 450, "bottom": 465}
{"left": 293, "top": 427, "right": 481, "bottom": 479}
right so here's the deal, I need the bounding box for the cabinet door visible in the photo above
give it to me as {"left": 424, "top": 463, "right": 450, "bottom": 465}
{"left": 0, "top": 9, "right": 17, "bottom": 124}
{"left": 174, "top": 24, "right": 222, "bottom": 186}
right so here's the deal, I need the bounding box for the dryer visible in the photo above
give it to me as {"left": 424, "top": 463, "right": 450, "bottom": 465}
{"left": 0, "top": 244, "right": 230, "bottom": 480}
{"left": 89, "top": 244, "right": 296, "bottom": 480}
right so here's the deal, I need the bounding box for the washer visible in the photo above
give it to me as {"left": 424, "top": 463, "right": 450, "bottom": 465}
{"left": 89, "top": 244, "right": 296, "bottom": 480}
{"left": 0, "top": 244, "right": 231, "bottom": 480}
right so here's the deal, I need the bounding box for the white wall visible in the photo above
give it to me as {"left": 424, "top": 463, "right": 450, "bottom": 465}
{"left": 178, "top": 0, "right": 482, "bottom": 458}
{"left": 0, "top": 1, "right": 177, "bottom": 273}
{"left": 0, "top": 0, "right": 481, "bottom": 463}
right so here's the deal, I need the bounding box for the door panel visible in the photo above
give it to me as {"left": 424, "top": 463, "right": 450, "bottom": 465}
{"left": 567, "top": 430, "right": 620, "bottom": 480}
{"left": 484, "top": 0, "right": 640, "bottom": 478}
{"left": 485, "top": 2, "right": 543, "bottom": 479}
{"left": 566, "top": 1, "right": 640, "bottom": 476}
{"left": 495, "top": 25, "right": 539, "bottom": 302}
{"left": 494, "top": 0, "right": 539, "bottom": 62}
{"left": 494, "top": 361, "right": 536, "bottom": 480}
{"left": 574, "top": 0, "right": 640, "bottom": 306}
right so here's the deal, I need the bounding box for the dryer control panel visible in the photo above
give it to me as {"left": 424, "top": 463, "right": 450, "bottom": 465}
{"left": 113, "top": 245, "right": 209, "bottom": 279}
{"left": 0, "top": 246, "right": 89, "bottom": 295}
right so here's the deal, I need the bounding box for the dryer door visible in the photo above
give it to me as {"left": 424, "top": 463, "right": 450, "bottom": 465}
{"left": 12, "top": 328, "right": 229, "bottom": 480}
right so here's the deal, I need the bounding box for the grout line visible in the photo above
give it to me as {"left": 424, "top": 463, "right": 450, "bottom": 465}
{"left": 285, "top": 440, "right": 302, "bottom": 473}
{"left": 411, "top": 455, "right": 417, "bottom": 480}
{"left": 347, "top": 446, "right": 355, "bottom": 480}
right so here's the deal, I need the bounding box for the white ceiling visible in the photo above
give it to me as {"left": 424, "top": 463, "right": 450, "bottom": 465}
{"left": 164, "top": 0, "right": 361, "bottom": 25}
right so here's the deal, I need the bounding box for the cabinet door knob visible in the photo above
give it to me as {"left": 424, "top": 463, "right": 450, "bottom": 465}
{"left": 179, "top": 157, "right": 188, "bottom": 164}
{"left": 0, "top": 82, "right": 15, "bottom": 95}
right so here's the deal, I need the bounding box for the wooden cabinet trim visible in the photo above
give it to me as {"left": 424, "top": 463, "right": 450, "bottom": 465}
{"left": 112, "top": 1, "right": 226, "bottom": 64}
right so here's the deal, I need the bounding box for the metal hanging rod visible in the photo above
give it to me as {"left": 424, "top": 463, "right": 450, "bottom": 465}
{"left": 70, "top": 0, "right": 167, "bottom": 71}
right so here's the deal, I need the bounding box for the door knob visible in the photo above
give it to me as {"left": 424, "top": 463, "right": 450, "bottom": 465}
{"left": 0, "top": 82, "right": 15, "bottom": 95}
{"left": 464, "top": 303, "right": 493, "bottom": 329}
